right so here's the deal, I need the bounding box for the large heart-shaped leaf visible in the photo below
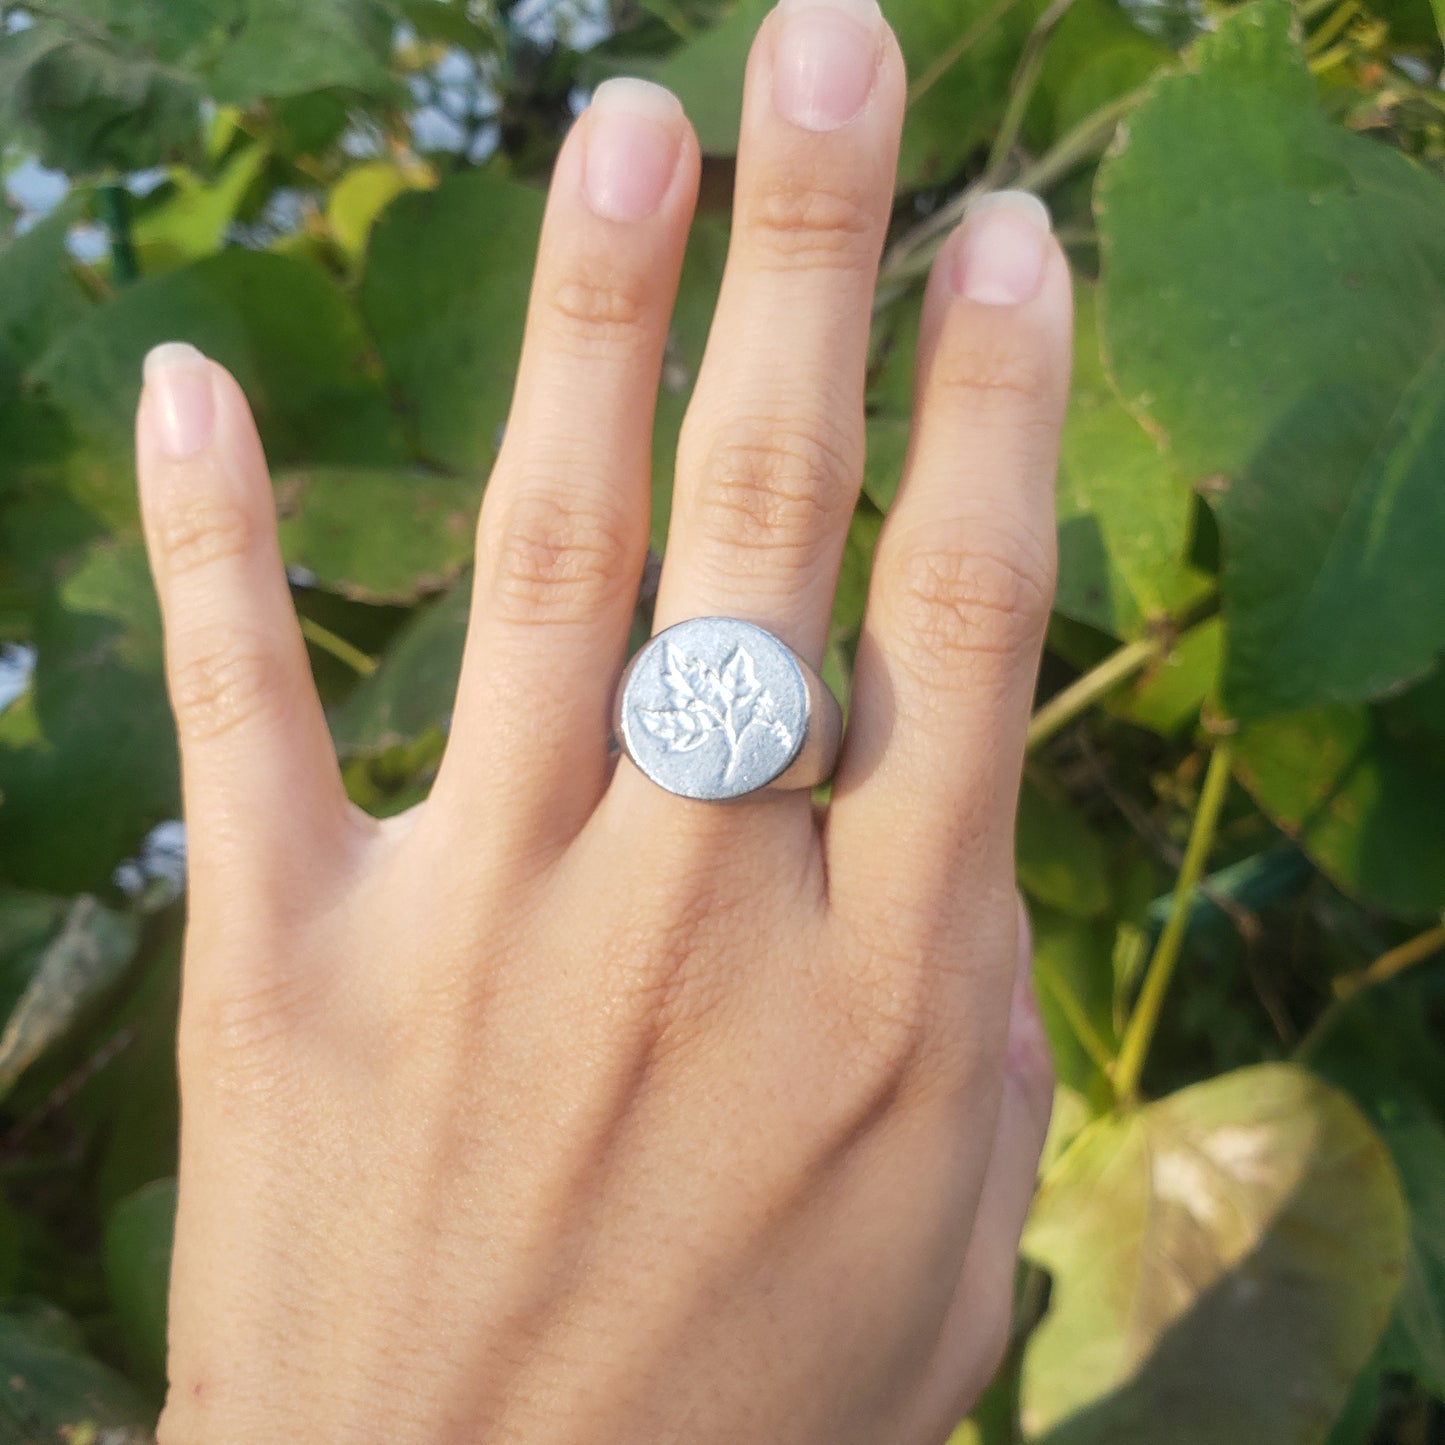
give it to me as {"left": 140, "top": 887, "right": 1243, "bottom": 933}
{"left": 360, "top": 172, "right": 544, "bottom": 474}
{"left": 36, "top": 249, "right": 405, "bottom": 467}
{"left": 1096, "top": 0, "right": 1445, "bottom": 718}
{"left": 1054, "top": 285, "right": 1208, "bottom": 639}
{"left": 1021, "top": 1064, "right": 1409, "bottom": 1442}
{"left": 0, "top": 23, "right": 204, "bottom": 172}
{"left": 275, "top": 467, "right": 479, "bottom": 604}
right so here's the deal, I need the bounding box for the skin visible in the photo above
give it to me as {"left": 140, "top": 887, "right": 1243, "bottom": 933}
{"left": 134, "top": 1, "right": 1072, "bottom": 1439}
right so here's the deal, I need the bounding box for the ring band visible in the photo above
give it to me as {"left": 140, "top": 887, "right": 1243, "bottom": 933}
{"left": 613, "top": 617, "right": 842, "bottom": 801}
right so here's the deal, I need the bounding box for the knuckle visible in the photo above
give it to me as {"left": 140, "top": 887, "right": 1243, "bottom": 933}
{"left": 932, "top": 328, "right": 1056, "bottom": 419}
{"left": 686, "top": 419, "right": 857, "bottom": 576}
{"left": 154, "top": 490, "right": 254, "bottom": 580}
{"left": 883, "top": 519, "right": 1054, "bottom": 681}
{"left": 743, "top": 174, "right": 879, "bottom": 269}
{"left": 488, "top": 488, "right": 636, "bottom": 626}
{"left": 542, "top": 262, "right": 650, "bottom": 353}
{"left": 169, "top": 634, "right": 286, "bottom": 745}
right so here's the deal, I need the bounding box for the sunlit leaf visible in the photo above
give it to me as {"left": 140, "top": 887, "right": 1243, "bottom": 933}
{"left": 1232, "top": 699, "right": 1445, "bottom": 919}
{"left": 1022, "top": 1064, "right": 1409, "bottom": 1442}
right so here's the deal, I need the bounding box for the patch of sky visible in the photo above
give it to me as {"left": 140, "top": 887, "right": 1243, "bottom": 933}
{"left": 0, "top": 644, "right": 35, "bottom": 715}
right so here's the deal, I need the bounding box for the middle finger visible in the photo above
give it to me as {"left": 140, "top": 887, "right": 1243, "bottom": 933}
{"left": 649, "top": 0, "right": 905, "bottom": 667}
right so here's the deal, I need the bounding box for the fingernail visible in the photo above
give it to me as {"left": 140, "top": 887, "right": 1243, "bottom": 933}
{"left": 143, "top": 342, "right": 215, "bottom": 460}
{"left": 772, "top": 0, "right": 883, "bottom": 133}
{"left": 583, "top": 78, "right": 684, "bottom": 223}
{"left": 954, "top": 191, "right": 1052, "bottom": 306}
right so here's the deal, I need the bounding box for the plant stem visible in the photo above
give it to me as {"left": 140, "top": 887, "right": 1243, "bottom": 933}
{"left": 1113, "top": 739, "right": 1235, "bottom": 1106}
{"left": 878, "top": 85, "right": 1142, "bottom": 299}
{"left": 97, "top": 183, "right": 138, "bottom": 285}
{"left": 978, "top": 0, "right": 1080, "bottom": 188}
{"left": 1026, "top": 634, "right": 1162, "bottom": 754}
{"left": 906, "top": 0, "right": 1027, "bottom": 108}
{"left": 299, "top": 617, "right": 377, "bottom": 677}
{"left": 1032, "top": 946, "right": 1117, "bottom": 1078}
{"left": 1294, "top": 920, "right": 1445, "bottom": 1062}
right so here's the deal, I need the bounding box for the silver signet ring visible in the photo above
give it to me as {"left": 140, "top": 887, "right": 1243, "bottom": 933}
{"left": 613, "top": 617, "right": 843, "bottom": 801}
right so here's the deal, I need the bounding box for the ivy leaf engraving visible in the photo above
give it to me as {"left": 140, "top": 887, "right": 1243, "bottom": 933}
{"left": 720, "top": 646, "right": 761, "bottom": 707}
{"left": 663, "top": 642, "right": 699, "bottom": 707}
{"left": 639, "top": 704, "right": 717, "bottom": 751}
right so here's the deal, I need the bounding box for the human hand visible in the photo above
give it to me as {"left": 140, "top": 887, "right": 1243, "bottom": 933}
{"left": 136, "top": 0, "right": 1070, "bottom": 1437}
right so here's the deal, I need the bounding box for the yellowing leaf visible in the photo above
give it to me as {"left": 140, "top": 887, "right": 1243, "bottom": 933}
{"left": 327, "top": 159, "right": 437, "bottom": 268}
{"left": 1022, "top": 1064, "right": 1408, "bottom": 1443}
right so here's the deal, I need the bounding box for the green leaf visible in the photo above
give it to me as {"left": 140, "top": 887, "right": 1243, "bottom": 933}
{"left": 103, "top": 1177, "right": 177, "bottom": 1385}
{"left": 1096, "top": 0, "right": 1445, "bottom": 718}
{"left": 275, "top": 467, "right": 479, "bottom": 604}
{"left": 1017, "top": 777, "right": 1110, "bottom": 919}
{"left": 1030, "top": 906, "right": 1117, "bottom": 1103}
{"left": 1232, "top": 702, "right": 1445, "bottom": 919}
{"left": 0, "top": 24, "right": 203, "bottom": 172}
{"left": 1314, "top": 1018, "right": 1445, "bottom": 1398}
{"left": 894, "top": 0, "right": 1046, "bottom": 189}
{"left": 0, "top": 1300, "right": 153, "bottom": 1437}
{"left": 0, "top": 539, "right": 177, "bottom": 894}
{"left": 360, "top": 172, "right": 545, "bottom": 474}
{"left": 1107, "top": 616, "right": 1221, "bottom": 737}
{"left": 0, "top": 894, "right": 138, "bottom": 1098}
{"left": 131, "top": 144, "right": 271, "bottom": 273}
{"left": 1021, "top": 1064, "right": 1409, "bottom": 1443}
{"left": 1026, "top": 0, "right": 1171, "bottom": 144}
{"left": 330, "top": 574, "right": 472, "bottom": 758}
{"left": 1377, "top": 1109, "right": 1445, "bottom": 1395}
{"left": 653, "top": 0, "right": 771, "bottom": 153}
{"left": 860, "top": 416, "right": 911, "bottom": 512}
{"left": 655, "top": 0, "right": 1041, "bottom": 187}
{"left": 0, "top": 202, "right": 91, "bottom": 398}
{"left": 0, "top": 891, "right": 73, "bottom": 1022}
{"left": 35, "top": 248, "right": 405, "bottom": 468}
{"left": 206, "top": 0, "right": 396, "bottom": 106}
{"left": 1055, "top": 286, "right": 1209, "bottom": 639}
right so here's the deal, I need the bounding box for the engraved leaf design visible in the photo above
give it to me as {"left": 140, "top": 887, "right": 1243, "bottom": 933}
{"left": 640, "top": 639, "right": 795, "bottom": 775}
{"left": 720, "top": 646, "right": 761, "bottom": 706}
{"left": 754, "top": 691, "right": 795, "bottom": 747}
{"left": 639, "top": 704, "right": 716, "bottom": 751}
{"left": 663, "top": 642, "right": 699, "bottom": 706}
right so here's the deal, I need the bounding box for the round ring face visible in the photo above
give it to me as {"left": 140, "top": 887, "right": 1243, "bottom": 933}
{"left": 618, "top": 618, "right": 809, "bottom": 800}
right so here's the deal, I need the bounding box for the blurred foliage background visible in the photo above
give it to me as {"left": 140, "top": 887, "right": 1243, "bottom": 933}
{"left": 0, "top": 0, "right": 1442, "bottom": 1438}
